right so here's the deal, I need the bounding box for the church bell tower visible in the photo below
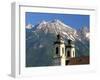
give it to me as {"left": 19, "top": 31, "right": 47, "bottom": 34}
{"left": 54, "top": 34, "right": 65, "bottom": 66}
{"left": 54, "top": 34, "right": 75, "bottom": 66}
{"left": 65, "top": 39, "right": 75, "bottom": 60}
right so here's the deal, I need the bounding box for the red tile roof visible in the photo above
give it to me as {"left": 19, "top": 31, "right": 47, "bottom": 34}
{"left": 68, "top": 56, "right": 89, "bottom": 65}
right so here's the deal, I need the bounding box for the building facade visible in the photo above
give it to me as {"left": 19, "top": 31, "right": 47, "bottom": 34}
{"left": 54, "top": 34, "right": 75, "bottom": 66}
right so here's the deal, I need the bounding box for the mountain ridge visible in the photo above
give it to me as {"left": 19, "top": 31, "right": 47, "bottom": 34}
{"left": 26, "top": 19, "right": 89, "bottom": 41}
{"left": 26, "top": 19, "right": 90, "bottom": 67}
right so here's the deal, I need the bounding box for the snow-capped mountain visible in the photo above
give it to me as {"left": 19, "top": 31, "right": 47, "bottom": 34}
{"left": 27, "top": 19, "right": 89, "bottom": 41}
{"left": 35, "top": 19, "right": 76, "bottom": 34}
{"left": 78, "top": 27, "right": 90, "bottom": 40}
{"left": 26, "top": 19, "right": 89, "bottom": 67}
{"left": 26, "top": 24, "right": 33, "bottom": 29}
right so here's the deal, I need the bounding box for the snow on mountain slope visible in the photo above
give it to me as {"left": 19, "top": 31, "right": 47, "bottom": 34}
{"left": 26, "top": 19, "right": 90, "bottom": 61}
{"left": 26, "top": 19, "right": 89, "bottom": 41}
{"left": 26, "top": 24, "right": 34, "bottom": 29}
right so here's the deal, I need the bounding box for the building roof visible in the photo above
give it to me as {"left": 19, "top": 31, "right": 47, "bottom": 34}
{"left": 65, "top": 45, "right": 75, "bottom": 48}
{"left": 68, "top": 56, "right": 89, "bottom": 65}
{"left": 54, "top": 41, "right": 64, "bottom": 44}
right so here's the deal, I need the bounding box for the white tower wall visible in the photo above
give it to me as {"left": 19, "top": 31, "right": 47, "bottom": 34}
{"left": 60, "top": 44, "right": 65, "bottom": 66}
{"left": 54, "top": 41, "right": 66, "bottom": 66}
{"left": 71, "top": 48, "right": 75, "bottom": 57}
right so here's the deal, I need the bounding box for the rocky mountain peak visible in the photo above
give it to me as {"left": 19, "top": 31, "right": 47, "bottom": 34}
{"left": 26, "top": 19, "right": 89, "bottom": 41}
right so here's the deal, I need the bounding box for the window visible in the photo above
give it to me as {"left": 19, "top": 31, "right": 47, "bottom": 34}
{"left": 56, "top": 47, "right": 59, "bottom": 55}
{"left": 67, "top": 51, "right": 70, "bottom": 57}
{"left": 73, "top": 51, "right": 75, "bottom": 57}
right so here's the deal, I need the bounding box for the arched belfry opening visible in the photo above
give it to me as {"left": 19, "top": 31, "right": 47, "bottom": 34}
{"left": 67, "top": 50, "right": 70, "bottom": 57}
{"left": 56, "top": 47, "right": 59, "bottom": 55}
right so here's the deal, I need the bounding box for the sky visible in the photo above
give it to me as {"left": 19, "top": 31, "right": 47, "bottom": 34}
{"left": 25, "top": 12, "right": 90, "bottom": 30}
